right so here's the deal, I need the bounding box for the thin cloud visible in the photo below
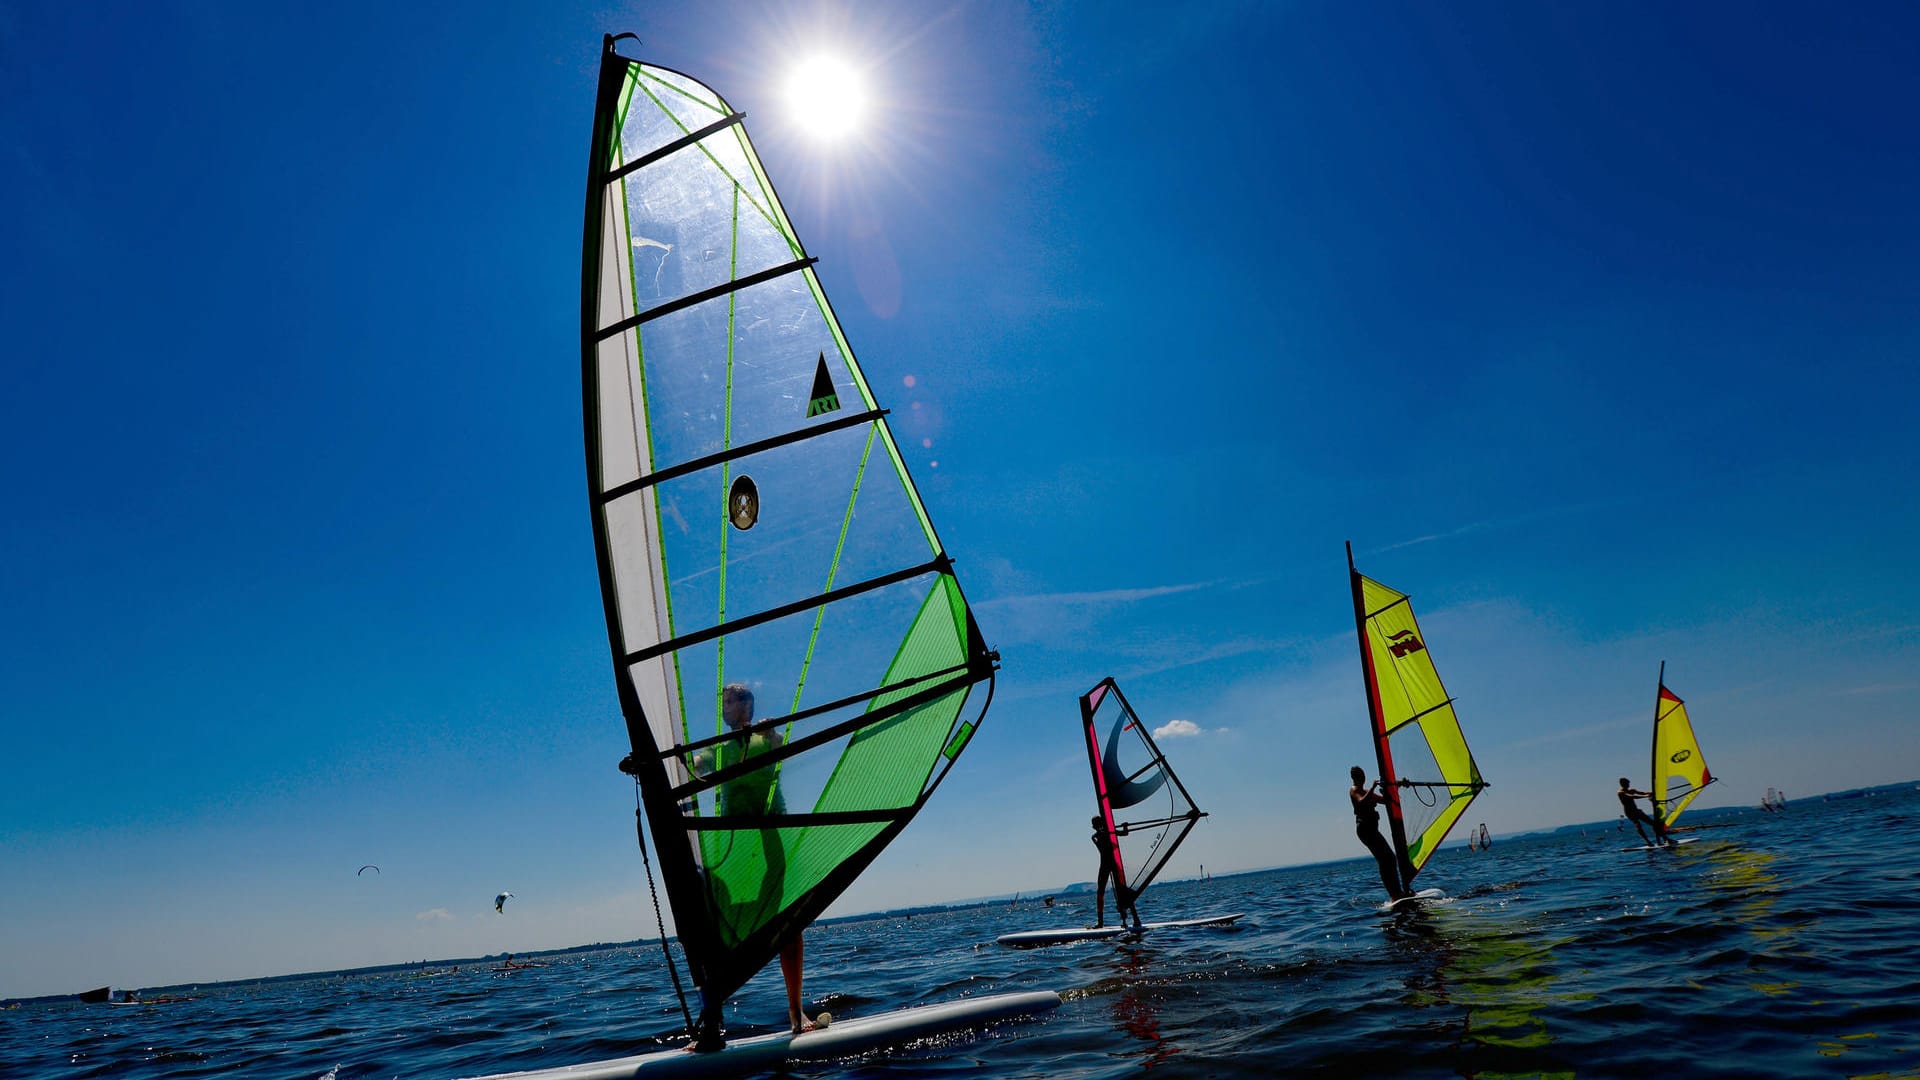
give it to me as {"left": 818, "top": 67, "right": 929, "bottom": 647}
{"left": 1154, "top": 719, "right": 1204, "bottom": 739}
{"left": 1373, "top": 499, "right": 1628, "bottom": 554}
{"left": 415, "top": 908, "right": 454, "bottom": 922}
{"left": 975, "top": 580, "right": 1218, "bottom": 612}
{"left": 1838, "top": 682, "right": 1919, "bottom": 696}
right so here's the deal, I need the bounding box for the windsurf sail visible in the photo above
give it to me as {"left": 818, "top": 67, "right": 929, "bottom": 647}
{"left": 1651, "top": 663, "right": 1714, "bottom": 828}
{"left": 1346, "top": 543, "right": 1489, "bottom": 887}
{"left": 582, "top": 36, "right": 997, "bottom": 1040}
{"left": 1080, "top": 678, "right": 1205, "bottom": 912}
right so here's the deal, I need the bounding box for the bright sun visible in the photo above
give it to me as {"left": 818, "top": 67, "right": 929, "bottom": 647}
{"left": 785, "top": 55, "right": 867, "bottom": 139}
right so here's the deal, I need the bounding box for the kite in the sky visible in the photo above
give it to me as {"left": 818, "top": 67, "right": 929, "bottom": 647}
{"left": 494, "top": 892, "right": 513, "bottom": 913}
{"left": 357, "top": 865, "right": 380, "bottom": 876}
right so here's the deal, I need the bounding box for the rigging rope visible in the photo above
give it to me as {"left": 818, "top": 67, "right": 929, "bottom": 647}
{"left": 634, "top": 784, "right": 695, "bottom": 1036}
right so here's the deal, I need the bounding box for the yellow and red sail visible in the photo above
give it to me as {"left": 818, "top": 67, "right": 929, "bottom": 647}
{"left": 1652, "top": 666, "right": 1714, "bottom": 827}
{"left": 1348, "top": 545, "right": 1489, "bottom": 884}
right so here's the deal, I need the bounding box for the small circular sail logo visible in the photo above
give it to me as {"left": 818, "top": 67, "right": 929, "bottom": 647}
{"left": 1669, "top": 749, "right": 1692, "bottom": 764}
{"left": 728, "top": 475, "right": 760, "bottom": 530}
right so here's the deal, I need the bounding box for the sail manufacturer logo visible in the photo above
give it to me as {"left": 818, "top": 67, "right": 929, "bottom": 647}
{"left": 807, "top": 352, "right": 841, "bottom": 417}
{"left": 1670, "top": 749, "right": 1692, "bottom": 764}
{"left": 1386, "top": 630, "right": 1425, "bottom": 658}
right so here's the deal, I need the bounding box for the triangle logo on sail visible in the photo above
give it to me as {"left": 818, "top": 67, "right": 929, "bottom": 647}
{"left": 807, "top": 353, "right": 841, "bottom": 417}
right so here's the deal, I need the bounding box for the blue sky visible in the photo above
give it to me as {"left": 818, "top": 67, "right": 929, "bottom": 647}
{"left": 3, "top": 1, "right": 1917, "bottom": 999}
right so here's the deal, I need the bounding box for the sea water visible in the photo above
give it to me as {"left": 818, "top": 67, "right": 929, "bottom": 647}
{"left": 6, "top": 786, "right": 1919, "bottom": 1078}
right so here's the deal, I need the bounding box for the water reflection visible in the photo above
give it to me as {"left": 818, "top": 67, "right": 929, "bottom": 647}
{"left": 1383, "top": 899, "right": 1581, "bottom": 1078}
{"left": 1104, "top": 944, "right": 1180, "bottom": 1070}
{"left": 1699, "top": 844, "right": 1810, "bottom": 996}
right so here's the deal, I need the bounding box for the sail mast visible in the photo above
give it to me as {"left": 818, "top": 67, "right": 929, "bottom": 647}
{"left": 581, "top": 36, "right": 718, "bottom": 1001}
{"left": 1650, "top": 660, "right": 1665, "bottom": 821}
{"left": 1080, "top": 683, "right": 1130, "bottom": 897}
{"left": 1347, "top": 542, "right": 1412, "bottom": 886}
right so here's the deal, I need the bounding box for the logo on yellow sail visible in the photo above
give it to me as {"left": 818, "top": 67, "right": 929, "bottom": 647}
{"left": 1386, "top": 630, "right": 1425, "bottom": 658}
{"left": 1670, "top": 749, "right": 1692, "bottom": 764}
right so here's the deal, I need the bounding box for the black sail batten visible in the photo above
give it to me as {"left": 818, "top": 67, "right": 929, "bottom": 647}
{"left": 598, "top": 407, "right": 887, "bottom": 503}
{"left": 621, "top": 556, "right": 951, "bottom": 666}
{"left": 582, "top": 43, "right": 1000, "bottom": 1042}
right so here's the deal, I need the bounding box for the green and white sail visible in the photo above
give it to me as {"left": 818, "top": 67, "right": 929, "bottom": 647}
{"left": 581, "top": 37, "right": 996, "bottom": 1037}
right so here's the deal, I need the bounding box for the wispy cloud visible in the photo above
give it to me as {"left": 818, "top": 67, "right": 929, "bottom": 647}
{"left": 1838, "top": 682, "right": 1920, "bottom": 696}
{"left": 1154, "top": 719, "right": 1205, "bottom": 739}
{"left": 1372, "top": 499, "right": 1630, "bottom": 554}
{"left": 415, "top": 908, "right": 454, "bottom": 922}
{"left": 977, "top": 579, "right": 1232, "bottom": 649}
{"left": 976, "top": 580, "right": 1218, "bottom": 613}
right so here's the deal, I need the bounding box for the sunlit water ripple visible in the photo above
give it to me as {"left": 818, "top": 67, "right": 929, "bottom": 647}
{"left": 6, "top": 786, "right": 1918, "bottom": 1078}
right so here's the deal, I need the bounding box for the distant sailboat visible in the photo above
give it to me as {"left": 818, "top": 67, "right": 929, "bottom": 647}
{"left": 1347, "top": 544, "right": 1490, "bottom": 900}
{"left": 1651, "top": 662, "right": 1717, "bottom": 832}
{"left": 461, "top": 34, "right": 1058, "bottom": 1079}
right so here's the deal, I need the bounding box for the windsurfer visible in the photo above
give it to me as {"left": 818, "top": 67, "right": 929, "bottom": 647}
{"left": 709, "top": 684, "right": 814, "bottom": 1034}
{"left": 1616, "top": 778, "right": 1673, "bottom": 847}
{"left": 1351, "top": 766, "right": 1411, "bottom": 900}
{"left": 1091, "top": 817, "right": 1140, "bottom": 928}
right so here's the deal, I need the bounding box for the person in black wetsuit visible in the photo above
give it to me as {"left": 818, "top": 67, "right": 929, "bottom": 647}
{"left": 1617, "top": 777, "right": 1674, "bottom": 847}
{"left": 1091, "top": 816, "right": 1140, "bottom": 928}
{"left": 1351, "top": 766, "right": 1410, "bottom": 900}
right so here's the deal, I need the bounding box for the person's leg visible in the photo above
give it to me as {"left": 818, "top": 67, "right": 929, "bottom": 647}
{"left": 1094, "top": 864, "right": 1110, "bottom": 926}
{"left": 780, "top": 938, "right": 810, "bottom": 1034}
{"left": 781, "top": 936, "right": 813, "bottom": 1034}
{"left": 1360, "top": 828, "right": 1405, "bottom": 899}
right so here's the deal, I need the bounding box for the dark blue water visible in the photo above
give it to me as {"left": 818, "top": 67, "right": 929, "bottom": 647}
{"left": 8, "top": 787, "right": 1919, "bottom": 1079}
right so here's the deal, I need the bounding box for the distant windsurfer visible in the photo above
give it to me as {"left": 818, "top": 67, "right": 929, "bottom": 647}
{"left": 1091, "top": 816, "right": 1140, "bottom": 928}
{"left": 1351, "top": 766, "right": 1410, "bottom": 901}
{"left": 1617, "top": 778, "right": 1674, "bottom": 847}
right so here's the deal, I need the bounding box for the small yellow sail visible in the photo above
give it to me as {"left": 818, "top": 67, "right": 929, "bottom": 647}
{"left": 1652, "top": 672, "right": 1713, "bottom": 827}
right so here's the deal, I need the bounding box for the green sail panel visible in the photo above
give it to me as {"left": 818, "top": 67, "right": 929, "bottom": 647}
{"left": 582, "top": 48, "right": 995, "bottom": 1026}
{"left": 1350, "top": 560, "right": 1488, "bottom": 883}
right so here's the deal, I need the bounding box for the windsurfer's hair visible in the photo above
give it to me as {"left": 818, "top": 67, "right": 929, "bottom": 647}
{"left": 1350, "top": 765, "right": 1365, "bottom": 782}
{"left": 1619, "top": 777, "right": 1630, "bottom": 787}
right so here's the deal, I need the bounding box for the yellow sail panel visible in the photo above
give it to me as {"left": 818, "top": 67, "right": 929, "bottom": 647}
{"left": 1357, "top": 574, "right": 1487, "bottom": 877}
{"left": 1652, "top": 683, "right": 1712, "bottom": 826}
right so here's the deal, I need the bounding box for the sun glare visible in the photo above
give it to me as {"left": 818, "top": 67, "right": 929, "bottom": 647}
{"left": 786, "top": 55, "right": 867, "bottom": 139}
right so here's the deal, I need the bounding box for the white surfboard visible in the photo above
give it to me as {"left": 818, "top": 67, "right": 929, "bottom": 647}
{"left": 1620, "top": 836, "right": 1699, "bottom": 852}
{"left": 460, "top": 990, "right": 1062, "bottom": 1079}
{"left": 996, "top": 912, "right": 1244, "bottom": 947}
{"left": 1378, "top": 887, "right": 1446, "bottom": 911}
